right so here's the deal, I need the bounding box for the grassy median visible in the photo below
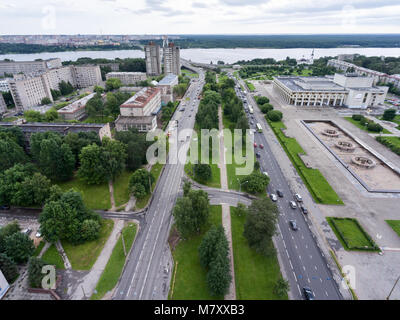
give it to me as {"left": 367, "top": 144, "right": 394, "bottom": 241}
{"left": 231, "top": 207, "right": 287, "bottom": 300}
{"left": 42, "top": 244, "right": 65, "bottom": 270}
{"left": 91, "top": 222, "right": 137, "bottom": 300}
{"left": 268, "top": 120, "right": 343, "bottom": 205}
{"left": 62, "top": 219, "right": 115, "bottom": 270}
{"left": 169, "top": 205, "right": 223, "bottom": 300}
{"left": 386, "top": 220, "right": 400, "bottom": 238}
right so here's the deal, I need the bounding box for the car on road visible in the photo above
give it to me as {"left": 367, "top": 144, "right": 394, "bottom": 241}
{"left": 256, "top": 152, "right": 261, "bottom": 158}
{"left": 294, "top": 193, "right": 303, "bottom": 202}
{"left": 260, "top": 144, "right": 264, "bottom": 149}
{"left": 303, "top": 287, "right": 315, "bottom": 300}
{"left": 35, "top": 231, "right": 42, "bottom": 238}
{"left": 300, "top": 206, "right": 308, "bottom": 215}
{"left": 289, "top": 220, "right": 298, "bottom": 231}
{"left": 289, "top": 201, "right": 297, "bottom": 209}
{"left": 277, "top": 190, "right": 284, "bottom": 197}
{"left": 254, "top": 143, "right": 257, "bottom": 148}
{"left": 270, "top": 194, "right": 278, "bottom": 202}
{"left": 0, "top": 204, "right": 10, "bottom": 210}
{"left": 263, "top": 171, "right": 269, "bottom": 177}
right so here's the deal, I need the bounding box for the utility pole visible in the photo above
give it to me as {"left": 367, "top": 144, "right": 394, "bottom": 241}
{"left": 386, "top": 275, "right": 400, "bottom": 300}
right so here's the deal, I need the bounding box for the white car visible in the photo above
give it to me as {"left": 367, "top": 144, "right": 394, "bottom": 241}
{"left": 35, "top": 231, "right": 42, "bottom": 238}
{"left": 263, "top": 172, "right": 269, "bottom": 177}
{"left": 270, "top": 194, "right": 278, "bottom": 202}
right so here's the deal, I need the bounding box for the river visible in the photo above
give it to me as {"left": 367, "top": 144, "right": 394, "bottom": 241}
{"left": 0, "top": 47, "right": 399, "bottom": 64}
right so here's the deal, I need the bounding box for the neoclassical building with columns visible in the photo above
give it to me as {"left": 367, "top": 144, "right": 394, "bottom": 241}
{"left": 273, "top": 73, "right": 388, "bottom": 109}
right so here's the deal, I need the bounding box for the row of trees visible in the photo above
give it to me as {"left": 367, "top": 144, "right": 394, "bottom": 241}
{"left": 85, "top": 90, "right": 131, "bottom": 120}
{"left": 255, "top": 96, "right": 283, "bottom": 122}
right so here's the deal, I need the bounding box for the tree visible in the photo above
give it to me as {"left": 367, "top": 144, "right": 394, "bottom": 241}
{"left": 28, "top": 257, "right": 46, "bottom": 288}
{"left": 173, "top": 190, "right": 210, "bottom": 238}
{"left": 4, "top": 232, "right": 35, "bottom": 264}
{"left": 207, "top": 251, "right": 231, "bottom": 297}
{"left": 0, "top": 221, "right": 21, "bottom": 252}
{"left": 94, "top": 85, "right": 104, "bottom": 94}
{"left": 0, "top": 253, "right": 18, "bottom": 282}
{"left": 132, "top": 183, "right": 147, "bottom": 199}
{"left": 81, "top": 219, "right": 101, "bottom": 241}
{"left": 240, "top": 171, "right": 270, "bottom": 194}
{"left": 102, "top": 137, "right": 127, "bottom": 181}
{"left": 243, "top": 198, "right": 279, "bottom": 256}
{"left": 256, "top": 96, "right": 270, "bottom": 105}
{"left": 383, "top": 108, "right": 396, "bottom": 121}
{"left": 367, "top": 122, "right": 383, "bottom": 132}
{"left": 183, "top": 180, "right": 192, "bottom": 197}
{"left": 194, "top": 163, "right": 212, "bottom": 182}
{"left": 199, "top": 225, "right": 228, "bottom": 269}
{"left": 44, "top": 108, "right": 58, "bottom": 122}
{"left": 274, "top": 277, "right": 289, "bottom": 297}
{"left": 260, "top": 103, "right": 274, "bottom": 114}
{"left": 41, "top": 97, "right": 52, "bottom": 105}
{"left": 0, "top": 137, "right": 26, "bottom": 172}
{"left": 24, "top": 110, "right": 43, "bottom": 122}
{"left": 267, "top": 110, "right": 283, "bottom": 122}
{"left": 105, "top": 78, "right": 122, "bottom": 91}
{"left": 129, "top": 169, "right": 154, "bottom": 194}
{"left": 78, "top": 143, "right": 107, "bottom": 184}
{"left": 59, "top": 81, "right": 74, "bottom": 96}
{"left": 64, "top": 131, "right": 101, "bottom": 166}
{"left": 13, "top": 173, "right": 51, "bottom": 207}
{"left": 86, "top": 93, "right": 105, "bottom": 119}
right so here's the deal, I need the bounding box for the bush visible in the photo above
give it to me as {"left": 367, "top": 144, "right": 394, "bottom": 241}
{"left": 383, "top": 108, "right": 396, "bottom": 121}
{"left": 81, "top": 219, "right": 101, "bottom": 241}
{"left": 0, "top": 253, "right": 19, "bottom": 282}
{"left": 267, "top": 110, "right": 283, "bottom": 122}
{"left": 367, "top": 122, "right": 383, "bottom": 132}
{"left": 194, "top": 164, "right": 212, "bottom": 182}
{"left": 28, "top": 257, "right": 46, "bottom": 288}
{"left": 260, "top": 103, "right": 274, "bottom": 114}
{"left": 41, "top": 97, "right": 52, "bottom": 105}
{"left": 4, "top": 232, "right": 35, "bottom": 264}
{"left": 352, "top": 114, "right": 362, "bottom": 121}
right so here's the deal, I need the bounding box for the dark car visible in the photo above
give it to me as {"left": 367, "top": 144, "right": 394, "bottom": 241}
{"left": 289, "top": 220, "right": 298, "bottom": 231}
{"left": 303, "top": 287, "right": 315, "bottom": 300}
{"left": 0, "top": 204, "right": 10, "bottom": 210}
{"left": 256, "top": 152, "right": 261, "bottom": 158}
{"left": 300, "top": 206, "right": 308, "bottom": 215}
{"left": 277, "top": 190, "right": 284, "bottom": 198}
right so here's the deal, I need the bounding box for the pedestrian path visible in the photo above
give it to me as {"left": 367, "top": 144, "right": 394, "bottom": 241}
{"left": 218, "top": 106, "right": 236, "bottom": 300}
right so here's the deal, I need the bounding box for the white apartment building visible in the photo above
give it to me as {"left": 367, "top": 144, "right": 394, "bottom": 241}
{"left": 116, "top": 87, "right": 161, "bottom": 132}
{"left": 163, "top": 42, "right": 181, "bottom": 76}
{"left": 71, "top": 65, "right": 102, "bottom": 88}
{"left": 8, "top": 65, "right": 102, "bottom": 111}
{"left": 57, "top": 92, "right": 96, "bottom": 121}
{"left": 9, "top": 73, "right": 53, "bottom": 111}
{"left": 157, "top": 74, "right": 178, "bottom": 104}
{"left": 145, "top": 42, "right": 162, "bottom": 76}
{"left": 0, "top": 58, "right": 62, "bottom": 76}
{"left": 273, "top": 73, "right": 388, "bottom": 109}
{"left": 0, "top": 79, "right": 9, "bottom": 92}
{"left": 106, "top": 72, "right": 147, "bottom": 85}
{"left": 0, "top": 94, "right": 7, "bottom": 114}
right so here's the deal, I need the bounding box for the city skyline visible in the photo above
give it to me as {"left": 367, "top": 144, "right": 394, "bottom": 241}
{"left": 0, "top": 0, "right": 399, "bottom": 35}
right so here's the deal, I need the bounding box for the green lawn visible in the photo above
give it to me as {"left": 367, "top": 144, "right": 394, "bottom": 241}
{"left": 231, "top": 207, "right": 287, "bottom": 300}
{"left": 91, "top": 222, "right": 137, "bottom": 300}
{"left": 58, "top": 175, "right": 111, "bottom": 210}
{"left": 62, "top": 219, "right": 114, "bottom": 270}
{"left": 33, "top": 241, "right": 45, "bottom": 257}
{"left": 376, "top": 136, "right": 400, "bottom": 156}
{"left": 184, "top": 127, "right": 221, "bottom": 189}
{"left": 344, "top": 117, "right": 392, "bottom": 134}
{"left": 42, "top": 244, "right": 65, "bottom": 269}
{"left": 113, "top": 170, "right": 133, "bottom": 207}
{"left": 169, "top": 205, "right": 223, "bottom": 300}
{"left": 222, "top": 117, "right": 256, "bottom": 191}
{"left": 327, "top": 217, "right": 379, "bottom": 251}
{"left": 386, "top": 220, "right": 400, "bottom": 238}
{"left": 245, "top": 81, "right": 255, "bottom": 92}
{"left": 268, "top": 120, "right": 343, "bottom": 205}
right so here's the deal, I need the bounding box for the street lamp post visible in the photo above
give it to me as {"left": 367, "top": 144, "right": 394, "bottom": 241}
{"left": 237, "top": 179, "right": 249, "bottom": 193}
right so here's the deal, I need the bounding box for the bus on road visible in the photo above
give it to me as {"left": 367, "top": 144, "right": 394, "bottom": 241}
{"left": 256, "top": 123, "right": 262, "bottom": 133}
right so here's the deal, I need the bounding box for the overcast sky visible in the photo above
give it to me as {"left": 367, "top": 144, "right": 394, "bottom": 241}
{"left": 0, "top": 0, "right": 399, "bottom": 35}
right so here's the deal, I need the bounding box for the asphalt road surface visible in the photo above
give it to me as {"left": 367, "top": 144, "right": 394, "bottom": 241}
{"left": 114, "top": 69, "right": 206, "bottom": 300}
{"left": 234, "top": 76, "right": 343, "bottom": 300}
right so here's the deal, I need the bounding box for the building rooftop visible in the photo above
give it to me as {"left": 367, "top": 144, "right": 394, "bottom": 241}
{"left": 158, "top": 74, "right": 178, "bottom": 86}
{"left": 275, "top": 76, "right": 347, "bottom": 92}
{"left": 115, "top": 115, "right": 155, "bottom": 125}
{"left": 58, "top": 93, "right": 95, "bottom": 114}
{"left": 121, "top": 87, "right": 160, "bottom": 109}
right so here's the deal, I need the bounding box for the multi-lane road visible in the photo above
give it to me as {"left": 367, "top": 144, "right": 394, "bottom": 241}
{"left": 114, "top": 68, "right": 206, "bottom": 300}
{"left": 233, "top": 75, "right": 343, "bottom": 300}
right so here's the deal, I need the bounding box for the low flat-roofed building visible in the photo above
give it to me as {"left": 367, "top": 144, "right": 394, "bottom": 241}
{"left": 106, "top": 72, "right": 147, "bottom": 85}
{"left": 57, "top": 93, "right": 95, "bottom": 121}
{"left": 157, "top": 74, "right": 178, "bottom": 104}
{"left": 115, "top": 115, "right": 157, "bottom": 132}
{"left": 273, "top": 73, "right": 388, "bottom": 109}
{"left": 120, "top": 87, "right": 161, "bottom": 117}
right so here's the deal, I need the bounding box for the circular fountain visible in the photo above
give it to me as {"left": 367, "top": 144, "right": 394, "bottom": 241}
{"left": 321, "top": 129, "right": 339, "bottom": 138}
{"left": 335, "top": 140, "right": 356, "bottom": 152}
{"left": 351, "top": 156, "right": 376, "bottom": 169}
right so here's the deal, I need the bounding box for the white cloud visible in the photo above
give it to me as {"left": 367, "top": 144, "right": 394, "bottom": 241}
{"left": 0, "top": 0, "right": 399, "bottom": 34}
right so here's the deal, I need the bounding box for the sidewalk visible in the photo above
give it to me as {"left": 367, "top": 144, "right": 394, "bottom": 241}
{"left": 218, "top": 106, "right": 236, "bottom": 300}
{"left": 70, "top": 219, "right": 125, "bottom": 300}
